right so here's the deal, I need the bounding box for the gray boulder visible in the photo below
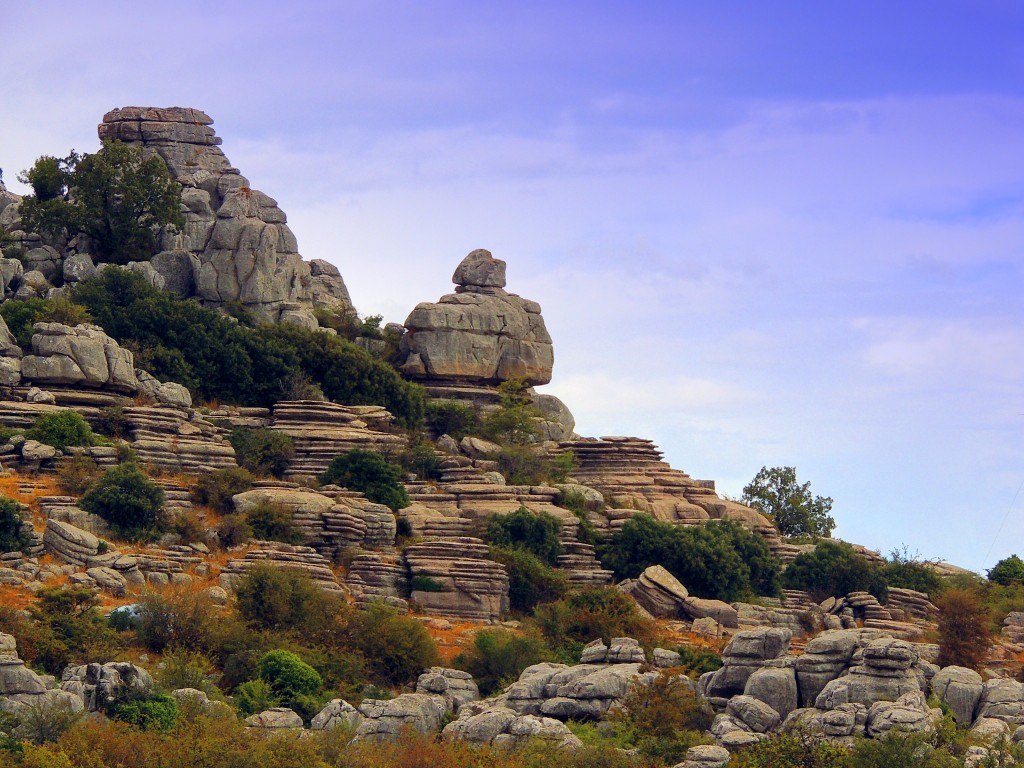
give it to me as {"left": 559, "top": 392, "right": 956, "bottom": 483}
{"left": 931, "top": 666, "right": 983, "bottom": 725}
{"left": 866, "top": 691, "right": 935, "bottom": 738}
{"left": 677, "top": 744, "right": 731, "bottom": 768}
{"left": 744, "top": 663, "right": 799, "bottom": 720}
{"left": 415, "top": 667, "right": 479, "bottom": 714}
{"left": 246, "top": 708, "right": 303, "bottom": 728}
{"left": 726, "top": 695, "right": 781, "bottom": 733}
{"left": 311, "top": 699, "right": 363, "bottom": 730}
{"left": 354, "top": 693, "right": 448, "bottom": 741}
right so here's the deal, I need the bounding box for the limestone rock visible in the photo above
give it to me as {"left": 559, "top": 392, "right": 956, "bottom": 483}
{"left": 975, "top": 679, "right": 1024, "bottom": 726}
{"left": 415, "top": 667, "right": 479, "bottom": 714}
{"left": 727, "top": 695, "right": 781, "bottom": 733}
{"left": 744, "top": 664, "right": 799, "bottom": 720}
{"left": 21, "top": 323, "right": 138, "bottom": 392}
{"left": 354, "top": 693, "right": 448, "bottom": 742}
{"left": 932, "top": 666, "right": 983, "bottom": 725}
{"left": 311, "top": 699, "right": 363, "bottom": 731}
{"left": 866, "top": 691, "right": 934, "bottom": 738}
{"left": 246, "top": 708, "right": 303, "bottom": 728}
{"left": 629, "top": 565, "right": 689, "bottom": 618}
{"left": 677, "top": 744, "right": 731, "bottom": 768}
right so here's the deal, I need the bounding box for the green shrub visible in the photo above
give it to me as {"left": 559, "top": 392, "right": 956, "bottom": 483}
{"left": 56, "top": 454, "right": 100, "bottom": 495}
{"left": 215, "top": 515, "right": 252, "bottom": 548}
{"left": 0, "top": 497, "right": 28, "bottom": 553}
{"left": 229, "top": 428, "right": 294, "bottom": 478}
{"left": 676, "top": 645, "right": 724, "bottom": 678}
{"left": 79, "top": 463, "right": 166, "bottom": 541}
{"left": 555, "top": 488, "right": 601, "bottom": 545}
{"left": 884, "top": 547, "right": 947, "bottom": 598}
{"left": 18, "top": 587, "right": 120, "bottom": 675}
{"left": 608, "top": 672, "right": 713, "bottom": 763}
{"left": 396, "top": 436, "right": 442, "bottom": 481}
{"left": 320, "top": 449, "right": 410, "bottom": 511}
{"left": 485, "top": 507, "right": 562, "bottom": 565}
{"left": 233, "top": 678, "right": 280, "bottom": 716}
{"left": 409, "top": 575, "right": 444, "bottom": 592}
{"left": 453, "top": 629, "right": 553, "bottom": 696}
{"left": 989, "top": 555, "right": 1024, "bottom": 586}
{"left": 782, "top": 540, "right": 887, "bottom": 602}
{"left": 244, "top": 502, "right": 303, "bottom": 545}
{"left": 136, "top": 589, "right": 222, "bottom": 653}
{"left": 345, "top": 602, "right": 439, "bottom": 687}
{"left": 108, "top": 692, "right": 179, "bottom": 732}
{"left": 0, "top": 296, "right": 93, "bottom": 348}
{"left": 492, "top": 445, "right": 574, "bottom": 485}
{"left": 488, "top": 546, "right": 568, "bottom": 613}
{"left": 26, "top": 411, "right": 94, "bottom": 451}
{"left": 730, "top": 729, "right": 851, "bottom": 768}
{"left": 10, "top": 695, "right": 82, "bottom": 745}
{"left": 741, "top": 465, "right": 836, "bottom": 539}
{"left": 425, "top": 399, "right": 481, "bottom": 440}
{"left": 235, "top": 564, "right": 342, "bottom": 633}
{"left": 191, "top": 467, "right": 254, "bottom": 515}
{"left": 532, "top": 586, "right": 657, "bottom": 663}
{"left": 95, "top": 406, "right": 129, "bottom": 440}
{"left": 155, "top": 649, "right": 221, "bottom": 696}
{"left": 257, "top": 649, "right": 323, "bottom": 699}
{"left": 847, "top": 730, "right": 961, "bottom": 768}
{"left": 481, "top": 379, "right": 541, "bottom": 445}
{"left": 601, "top": 515, "right": 780, "bottom": 602}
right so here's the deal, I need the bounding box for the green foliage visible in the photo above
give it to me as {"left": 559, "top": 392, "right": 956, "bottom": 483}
{"left": 229, "top": 428, "right": 294, "bottom": 478}
{"left": 345, "top": 602, "right": 439, "bottom": 687}
{"left": 532, "top": 586, "right": 657, "bottom": 663}
{"left": 79, "top": 463, "right": 166, "bottom": 541}
{"left": 989, "top": 555, "right": 1024, "bottom": 586}
{"left": 9, "top": 695, "right": 82, "bottom": 745}
{"left": 884, "top": 547, "right": 947, "bottom": 599}
{"left": 936, "top": 587, "right": 992, "bottom": 670}
{"left": 0, "top": 497, "right": 28, "bottom": 553}
{"left": 409, "top": 574, "right": 444, "bottom": 592}
{"left": 191, "top": 466, "right": 254, "bottom": 515}
{"left": 742, "top": 465, "right": 836, "bottom": 539}
{"left": 233, "top": 678, "right": 280, "bottom": 716}
{"left": 607, "top": 672, "right": 713, "bottom": 763}
{"left": 782, "top": 540, "right": 887, "bottom": 601}
{"left": 136, "top": 588, "right": 222, "bottom": 653}
{"left": 95, "top": 406, "right": 129, "bottom": 440}
{"left": 676, "top": 645, "right": 724, "bottom": 678}
{"left": 320, "top": 449, "right": 410, "bottom": 511}
{"left": 258, "top": 649, "right": 323, "bottom": 699}
{"left": 26, "top": 411, "right": 94, "bottom": 451}
{"left": 55, "top": 454, "right": 100, "bottom": 496}
{"left": 234, "top": 564, "right": 340, "bottom": 633}
{"left": 244, "top": 502, "right": 303, "bottom": 545}
{"left": 554, "top": 488, "right": 602, "bottom": 546}
{"left": 0, "top": 297, "right": 50, "bottom": 348}
{"left": 601, "top": 514, "right": 781, "bottom": 602}
{"left": 730, "top": 728, "right": 851, "bottom": 768}
{"left": 108, "top": 693, "right": 180, "bottom": 732}
{"left": 19, "top": 141, "right": 184, "bottom": 263}
{"left": 453, "top": 629, "right": 553, "bottom": 696}
{"left": 154, "top": 649, "right": 220, "bottom": 696}
{"left": 485, "top": 507, "right": 562, "bottom": 565}
{"left": 396, "top": 435, "right": 442, "bottom": 481}
{"left": 481, "top": 379, "right": 542, "bottom": 445}
{"left": 425, "top": 399, "right": 481, "bottom": 440}
{"left": 847, "top": 730, "right": 961, "bottom": 768}
{"left": 488, "top": 546, "right": 569, "bottom": 613}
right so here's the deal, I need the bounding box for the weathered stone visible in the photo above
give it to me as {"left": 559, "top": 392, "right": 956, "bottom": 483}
{"left": 415, "top": 667, "right": 479, "bottom": 714}
{"left": 866, "top": 690, "right": 934, "bottom": 738}
{"left": 744, "top": 664, "right": 799, "bottom": 720}
{"left": 932, "top": 666, "right": 983, "bottom": 725}
{"left": 975, "top": 679, "right": 1024, "bottom": 726}
{"left": 354, "top": 693, "right": 448, "bottom": 741}
{"left": 311, "top": 699, "right": 363, "bottom": 731}
{"left": 246, "top": 708, "right": 303, "bottom": 729}
{"left": 677, "top": 744, "right": 731, "bottom": 767}
{"left": 630, "top": 565, "right": 689, "bottom": 618}
{"left": 727, "top": 695, "right": 781, "bottom": 733}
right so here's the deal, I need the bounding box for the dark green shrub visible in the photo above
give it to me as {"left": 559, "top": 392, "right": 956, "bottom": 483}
{"left": 233, "top": 678, "right": 279, "bottom": 716}
{"left": 532, "top": 586, "right": 657, "bottom": 662}
{"left": 320, "top": 449, "right": 410, "bottom": 511}
{"left": 136, "top": 588, "right": 222, "bottom": 653}
{"left": 485, "top": 507, "right": 562, "bottom": 565}
{"left": 345, "top": 602, "right": 439, "bottom": 687}
{"left": 18, "top": 587, "right": 120, "bottom": 675}
{"left": 601, "top": 515, "right": 781, "bottom": 602}
{"left": 235, "top": 564, "right": 341, "bottom": 633}
{"left": 95, "top": 406, "right": 129, "bottom": 440}
{"left": 397, "top": 436, "right": 442, "bottom": 481}
{"left": 109, "top": 693, "right": 179, "bottom": 731}
{"left": 409, "top": 575, "right": 444, "bottom": 592}
{"left": 782, "top": 540, "right": 887, "bottom": 602}
{"left": 847, "top": 730, "right": 961, "bottom": 768}
{"left": 676, "top": 645, "right": 724, "bottom": 678}
{"left": 215, "top": 515, "right": 252, "bottom": 548}
{"left": 555, "top": 488, "right": 601, "bottom": 545}
{"left": 730, "top": 729, "right": 851, "bottom": 768}
{"left": 425, "top": 399, "right": 481, "bottom": 440}
{"left": 191, "top": 466, "right": 254, "bottom": 515}
{"left": 229, "top": 428, "right": 294, "bottom": 479}
{"left": 989, "top": 555, "right": 1024, "bottom": 586}
{"left": 79, "top": 463, "right": 166, "bottom": 541}
{"left": 244, "top": 502, "right": 303, "bottom": 545}
{"left": 154, "top": 649, "right": 221, "bottom": 696}
{"left": 492, "top": 445, "right": 574, "bottom": 485}
{"left": 741, "top": 465, "right": 836, "bottom": 539}
{"left": 481, "top": 379, "right": 541, "bottom": 445}
{"left": 26, "top": 411, "right": 94, "bottom": 451}
{"left": 453, "top": 629, "right": 553, "bottom": 696}
{"left": 257, "top": 649, "right": 323, "bottom": 699}
{"left": 885, "top": 547, "right": 947, "bottom": 598}
{"left": 489, "top": 546, "right": 568, "bottom": 613}
{"left": 0, "top": 296, "right": 92, "bottom": 348}
{"left": 0, "top": 497, "right": 28, "bottom": 553}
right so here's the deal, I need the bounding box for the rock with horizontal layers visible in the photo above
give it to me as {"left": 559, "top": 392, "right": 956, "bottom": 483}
{"left": 415, "top": 667, "right": 479, "bottom": 714}
{"left": 399, "top": 249, "right": 554, "bottom": 386}
{"left": 353, "top": 693, "right": 448, "bottom": 742}
{"left": 678, "top": 744, "right": 731, "bottom": 768}
{"left": 703, "top": 628, "right": 792, "bottom": 701}
{"left": 312, "top": 699, "right": 363, "bottom": 731}
{"left": 628, "top": 565, "right": 689, "bottom": 618}
{"left": 744, "top": 662, "right": 799, "bottom": 720}
{"left": 21, "top": 323, "right": 138, "bottom": 392}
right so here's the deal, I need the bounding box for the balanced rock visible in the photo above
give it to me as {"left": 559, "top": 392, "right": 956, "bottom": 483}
{"left": 399, "top": 249, "right": 554, "bottom": 385}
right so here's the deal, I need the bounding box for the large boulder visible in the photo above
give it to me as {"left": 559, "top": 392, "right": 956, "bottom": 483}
{"left": 931, "top": 666, "right": 983, "bottom": 725}
{"left": 21, "top": 323, "right": 138, "bottom": 391}
{"left": 399, "top": 249, "right": 554, "bottom": 385}
{"left": 703, "top": 628, "right": 792, "bottom": 701}
{"left": 353, "top": 693, "right": 448, "bottom": 742}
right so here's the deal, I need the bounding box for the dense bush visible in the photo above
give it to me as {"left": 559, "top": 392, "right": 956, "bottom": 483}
{"left": 320, "top": 449, "right": 410, "bottom": 511}
{"left": 396, "top": 435, "right": 442, "bottom": 481}
{"left": 234, "top": 564, "right": 341, "bottom": 633}
{"left": 136, "top": 588, "right": 223, "bottom": 653}
{"left": 344, "top": 602, "right": 439, "bottom": 687}
{"left": 676, "top": 645, "right": 724, "bottom": 678}
{"left": 191, "top": 467, "right": 254, "bottom": 515}
{"left": 0, "top": 497, "right": 28, "bottom": 553}
{"left": 257, "top": 649, "right": 323, "bottom": 700}
{"left": 0, "top": 296, "right": 93, "bottom": 348}
{"left": 26, "top": 410, "right": 94, "bottom": 451}
{"left": 729, "top": 729, "right": 852, "bottom": 768}
{"left": 453, "top": 629, "right": 553, "bottom": 696}
{"left": 79, "top": 463, "right": 166, "bottom": 541}
{"left": 154, "top": 649, "right": 221, "bottom": 696}
{"left": 244, "top": 502, "right": 303, "bottom": 545}
{"left": 781, "top": 540, "right": 887, "bottom": 601}
{"left": 601, "top": 515, "right": 780, "bottom": 602}
{"left": 108, "top": 693, "right": 179, "bottom": 732}
{"left": 608, "top": 672, "right": 713, "bottom": 764}
{"left": 884, "top": 547, "right": 947, "bottom": 598}
{"left": 485, "top": 507, "right": 562, "bottom": 565}
{"left": 532, "top": 586, "right": 658, "bottom": 662}
{"left": 493, "top": 445, "right": 576, "bottom": 485}
{"left": 989, "top": 554, "right": 1024, "bottom": 586}
{"left": 425, "top": 399, "right": 481, "bottom": 440}
{"left": 56, "top": 454, "right": 101, "bottom": 495}
{"left": 481, "top": 379, "right": 541, "bottom": 445}
{"left": 233, "top": 678, "right": 280, "bottom": 716}
{"left": 488, "top": 546, "right": 568, "bottom": 613}
{"left": 936, "top": 587, "right": 992, "bottom": 670}
{"left": 229, "top": 428, "right": 294, "bottom": 478}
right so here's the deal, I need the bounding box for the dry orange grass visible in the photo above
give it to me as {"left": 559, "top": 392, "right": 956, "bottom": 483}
{"left": 421, "top": 618, "right": 487, "bottom": 663}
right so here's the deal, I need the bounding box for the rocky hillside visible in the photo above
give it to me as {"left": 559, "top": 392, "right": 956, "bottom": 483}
{"left": 0, "top": 107, "right": 1021, "bottom": 768}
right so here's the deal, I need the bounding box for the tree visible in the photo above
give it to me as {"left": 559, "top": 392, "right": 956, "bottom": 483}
{"left": 79, "top": 463, "right": 166, "bottom": 541}
{"left": 742, "top": 465, "right": 836, "bottom": 539}
{"left": 988, "top": 554, "right": 1024, "bottom": 586}
{"left": 0, "top": 498, "right": 28, "bottom": 553}
{"left": 19, "top": 141, "right": 184, "bottom": 263}
{"left": 935, "top": 588, "right": 992, "bottom": 670}
{"left": 781, "top": 540, "right": 887, "bottom": 602}
{"left": 485, "top": 507, "right": 562, "bottom": 565}
{"left": 320, "top": 449, "right": 410, "bottom": 511}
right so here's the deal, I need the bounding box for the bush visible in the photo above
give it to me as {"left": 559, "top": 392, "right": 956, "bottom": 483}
{"left": 26, "top": 411, "right": 94, "bottom": 451}
{"left": 396, "top": 435, "right": 442, "bottom": 482}
{"left": 109, "top": 693, "right": 179, "bottom": 732}
{"left": 936, "top": 587, "right": 992, "bottom": 670}
{"left": 608, "top": 672, "right": 713, "bottom": 763}
{"left": 782, "top": 540, "right": 887, "bottom": 602}
{"left": 95, "top": 406, "right": 129, "bottom": 440}
{"left": 989, "top": 555, "right": 1024, "bottom": 586}
{"left": 485, "top": 507, "right": 562, "bottom": 565}
{"left": 19, "top": 587, "right": 120, "bottom": 675}
{"left": 244, "top": 502, "right": 303, "bottom": 545}
{"left": 488, "top": 546, "right": 568, "bottom": 613}
{"left": 409, "top": 575, "right": 444, "bottom": 592}
{"left": 481, "top": 379, "right": 541, "bottom": 445}
{"left": 79, "top": 463, "right": 166, "bottom": 541}
{"left": 345, "top": 602, "right": 439, "bottom": 687}
{"left": 233, "top": 678, "right": 280, "bottom": 716}
{"left": 532, "top": 586, "right": 657, "bottom": 663}
{"left": 601, "top": 515, "right": 781, "bottom": 602}
{"left": 136, "top": 588, "right": 222, "bottom": 653}
{"left": 229, "top": 428, "right": 294, "bottom": 479}
{"left": 0, "top": 296, "right": 93, "bottom": 348}
{"left": 676, "top": 645, "right": 724, "bottom": 678}
{"left": 235, "top": 564, "right": 342, "bottom": 633}
{"left": 257, "top": 649, "right": 323, "bottom": 701}
{"left": 191, "top": 466, "right": 254, "bottom": 515}
{"left": 215, "top": 515, "right": 252, "bottom": 548}
{"left": 0, "top": 497, "right": 28, "bottom": 553}
{"left": 320, "top": 449, "right": 410, "bottom": 511}
{"left": 56, "top": 454, "right": 100, "bottom": 495}
{"left": 847, "top": 730, "right": 962, "bottom": 768}
{"left": 730, "top": 729, "right": 851, "bottom": 768}
{"left": 453, "top": 629, "right": 553, "bottom": 696}
{"left": 154, "top": 649, "right": 220, "bottom": 696}
{"left": 884, "top": 547, "right": 947, "bottom": 598}
{"left": 425, "top": 399, "right": 480, "bottom": 440}
{"left": 11, "top": 695, "right": 83, "bottom": 745}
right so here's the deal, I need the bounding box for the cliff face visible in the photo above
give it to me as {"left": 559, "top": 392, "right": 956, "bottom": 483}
{"left": 98, "top": 107, "right": 352, "bottom": 326}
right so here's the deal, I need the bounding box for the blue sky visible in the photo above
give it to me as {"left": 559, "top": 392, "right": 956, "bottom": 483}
{"left": 3, "top": 2, "right": 1023, "bottom": 571}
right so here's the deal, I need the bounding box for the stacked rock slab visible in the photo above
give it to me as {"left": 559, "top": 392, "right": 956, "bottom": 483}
{"left": 99, "top": 107, "right": 352, "bottom": 325}
{"left": 219, "top": 542, "right": 345, "bottom": 595}
{"left": 399, "top": 249, "right": 554, "bottom": 388}
{"left": 403, "top": 537, "right": 509, "bottom": 621}
{"left": 124, "top": 405, "right": 237, "bottom": 473}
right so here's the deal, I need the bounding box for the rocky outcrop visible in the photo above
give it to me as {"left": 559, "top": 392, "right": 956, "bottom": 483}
{"left": 442, "top": 704, "right": 582, "bottom": 750}
{"left": 219, "top": 542, "right": 345, "bottom": 595}
{"left": 403, "top": 537, "right": 509, "bottom": 621}
{"left": 702, "top": 628, "right": 792, "bottom": 703}
{"left": 415, "top": 667, "right": 480, "bottom": 714}
{"left": 21, "top": 323, "right": 137, "bottom": 392}
{"left": 353, "top": 693, "right": 448, "bottom": 742}
{"left": 99, "top": 107, "right": 353, "bottom": 326}
{"left": 813, "top": 637, "right": 922, "bottom": 710}
{"left": 61, "top": 662, "right": 154, "bottom": 711}
{"left": 399, "top": 249, "right": 554, "bottom": 386}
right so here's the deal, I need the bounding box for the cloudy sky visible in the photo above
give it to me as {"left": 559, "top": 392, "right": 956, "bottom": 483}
{"left": 3, "top": 2, "right": 1022, "bottom": 571}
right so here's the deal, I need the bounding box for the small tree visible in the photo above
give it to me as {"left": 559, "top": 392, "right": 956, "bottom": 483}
{"left": 742, "top": 465, "right": 836, "bottom": 539}
{"left": 453, "top": 629, "right": 552, "bottom": 696}
{"left": 229, "top": 428, "right": 294, "bottom": 479}
{"left": 26, "top": 411, "right": 95, "bottom": 451}
{"left": 781, "top": 540, "right": 886, "bottom": 602}
{"left": 257, "top": 650, "right": 323, "bottom": 700}
{"left": 0, "top": 498, "right": 28, "bottom": 553}
{"left": 79, "top": 463, "right": 166, "bottom": 541}
{"left": 320, "top": 449, "right": 410, "bottom": 511}
{"left": 936, "top": 588, "right": 992, "bottom": 670}
{"left": 988, "top": 555, "right": 1024, "bottom": 586}
{"left": 485, "top": 507, "right": 562, "bottom": 565}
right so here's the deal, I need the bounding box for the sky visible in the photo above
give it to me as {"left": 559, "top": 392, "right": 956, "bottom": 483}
{"left": 2, "top": 2, "right": 1022, "bottom": 572}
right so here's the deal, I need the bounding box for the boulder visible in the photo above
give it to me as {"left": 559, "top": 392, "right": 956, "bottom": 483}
{"left": 865, "top": 690, "right": 934, "bottom": 738}
{"left": 931, "top": 666, "right": 983, "bottom": 725}
{"left": 703, "top": 628, "right": 792, "bottom": 700}
{"left": 677, "top": 744, "right": 731, "bottom": 768}
{"left": 415, "top": 667, "right": 479, "bottom": 714}
{"left": 354, "top": 693, "right": 448, "bottom": 742}
{"left": 975, "top": 678, "right": 1024, "bottom": 726}
{"left": 311, "top": 699, "right": 363, "bottom": 731}
{"left": 21, "top": 323, "right": 138, "bottom": 391}
{"left": 726, "top": 695, "right": 781, "bottom": 733}
{"left": 630, "top": 565, "right": 689, "bottom": 618}
{"left": 246, "top": 708, "right": 303, "bottom": 729}
{"left": 744, "top": 663, "right": 799, "bottom": 720}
